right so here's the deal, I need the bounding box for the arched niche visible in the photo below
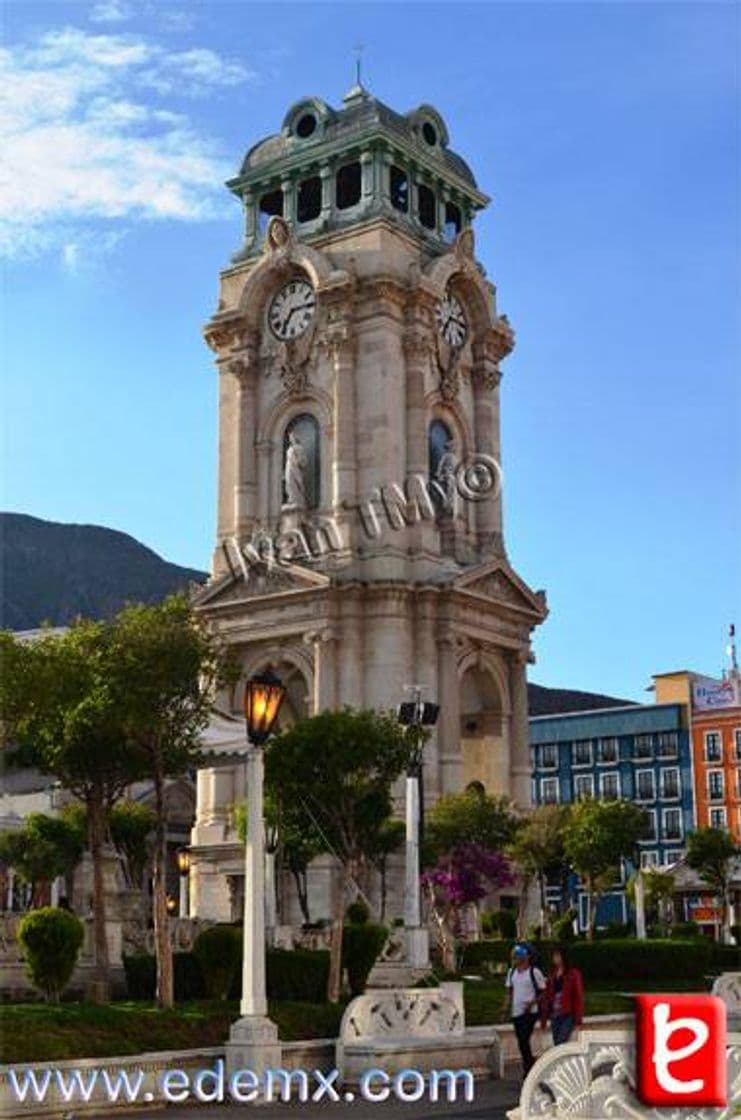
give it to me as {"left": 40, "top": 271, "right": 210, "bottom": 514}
{"left": 282, "top": 413, "right": 321, "bottom": 511}
{"left": 458, "top": 653, "right": 511, "bottom": 796}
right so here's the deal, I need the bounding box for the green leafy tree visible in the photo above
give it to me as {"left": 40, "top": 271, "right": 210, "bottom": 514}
{"left": 563, "top": 799, "right": 649, "bottom": 940}
{"left": 686, "top": 827, "right": 739, "bottom": 944}
{"left": 0, "top": 625, "right": 139, "bottom": 999}
{"left": 17, "top": 907, "right": 85, "bottom": 1002}
{"left": 509, "top": 804, "right": 570, "bottom": 937}
{"left": 265, "top": 708, "right": 412, "bottom": 1001}
{"left": 424, "top": 787, "right": 519, "bottom": 868}
{"left": 0, "top": 813, "right": 84, "bottom": 908}
{"left": 110, "top": 801, "right": 156, "bottom": 889}
{"left": 627, "top": 867, "right": 676, "bottom": 932}
{"left": 367, "top": 818, "right": 405, "bottom": 922}
{"left": 105, "top": 595, "right": 237, "bottom": 1008}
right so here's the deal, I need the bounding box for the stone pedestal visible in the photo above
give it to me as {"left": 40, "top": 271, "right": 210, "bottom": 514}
{"left": 225, "top": 1015, "right": 281, "bottom": 1079}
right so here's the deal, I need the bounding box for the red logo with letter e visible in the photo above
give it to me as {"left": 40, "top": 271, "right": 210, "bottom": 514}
{"left": 635, "top": 994, "right": 727, "bottom": 1107}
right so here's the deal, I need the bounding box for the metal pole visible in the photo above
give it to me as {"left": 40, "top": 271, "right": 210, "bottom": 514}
{"left": 635, "top": 868, "right": 647, "bottom": 940}
{"left": 240, "top": 745, "right": 267, "bottom": 1017}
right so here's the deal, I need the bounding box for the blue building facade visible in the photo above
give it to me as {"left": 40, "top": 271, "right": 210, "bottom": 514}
{"left": 529, "top": 704, "right": 695, "bottom": 931}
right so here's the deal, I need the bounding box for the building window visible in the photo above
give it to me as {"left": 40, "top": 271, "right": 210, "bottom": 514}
{"left": 657, "top": 731, "right": 679, "bottom": 759}
{"left": 600, "top": 771, "right": 620, "bottom": 800}
{"left": 734, "top": 728, "right": 741, "bottom": 760}
{"left": 258, "top": 188, "right": 283, "bottom": 234}
{"left": 390, "top": 165, "right": 409, "bottom": 213}
{"left": 663, "top": 808, "right": 682, "bottom": 841}
{"left": 282, "top": 414, "right": 320, "bottom": 510}
{"left": 661, "top": 768, "right": 681, "bottom": 800}
{"left": 540, "top": 744, "right": 558, "bottom": 770}
{"left": 336, "top": 162, "right": 361, "bottom": 210}
{"left": 417, "top": 183, "right": 436, "bottom": 230}
{"left": 664, "top": 849, "right": 683, "bottom": 865}
{"left": 707, "top": 770, "right": 725, "bottom": 801}
{"left": 640, "top": 851, "right": 659, "bottom": 869}
{"left": 635, "top": 769, "right": 656, "bottom": 802}
{"left": 597, "top": 737, "right": 619, "bottom": 764}
{"left": 633, "top": 735, "right": 653, "bottom": 759}
{"left": 704, "top": 731, "right": 722, "bottom": 762}
{"left": 443, "top": 201, "right": 462, "bottom": 242}
{"left": 574, "top": 774, "right": 594, "bottom": 801}
{"left": 640, "top": 811, "right": 658, "bottom": 842}
{"left": 297, "top": 176, "right": 321, "bottom": 223}
{"left": 572, "top": 740, "right": 593, "bottom": 767}
{"left": 710, "top": 807, "right": 727, "bottom": 830}
{"left": 296, "top": 112, "right": 317, "bottom": 139}
{"left": 541, "top": 777, "right": 559, "bottom": 805}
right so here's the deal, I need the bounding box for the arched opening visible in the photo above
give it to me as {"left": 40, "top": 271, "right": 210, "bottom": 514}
{"left": 282, "top": 414, "right": 320, "bottom": 511}
{"left": 459, "top": 664, "right": 507, "bottom": 796}
{"left": 336, "top": 162, "right": 361, "bottom": 210}
{"left": 443, "top": 201, "right": 462, "bottom": 243}
{"left": 428, "top": 419, "right": 456, "bottom": 514}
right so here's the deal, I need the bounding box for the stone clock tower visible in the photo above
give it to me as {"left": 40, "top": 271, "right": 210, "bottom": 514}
{"left": 190, "top": 85, "right": 547, "bottom": 920}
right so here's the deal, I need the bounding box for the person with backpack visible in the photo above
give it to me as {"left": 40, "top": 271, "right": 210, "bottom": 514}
{"left": 504, "top": 942, "right": 546, "bottom": 1076}
{"left": 540, "top": 945, "right": 584, "bottom": 1044}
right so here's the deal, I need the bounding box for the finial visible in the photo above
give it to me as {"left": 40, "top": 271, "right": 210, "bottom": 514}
{"left": 353, "top": 42, "right": 365, "bottom": 87}
{"left": 727, "top": 623, "right": 738, "bottom": 674}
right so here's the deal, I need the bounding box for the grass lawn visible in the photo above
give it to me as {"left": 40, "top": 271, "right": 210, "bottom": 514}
{"left": 0, "top": 1000, "right": 345, "bottom": 1065}
{"left": 1, "top": 978, "right": 705, "bottom": 1064}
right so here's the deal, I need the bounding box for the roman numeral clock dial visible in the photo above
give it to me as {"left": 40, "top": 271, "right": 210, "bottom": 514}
{"left": 436, "top": 291, "right": 468, "bottom": 349}
{"left": 268, "top": 279, "right": 316, "bottom": 341}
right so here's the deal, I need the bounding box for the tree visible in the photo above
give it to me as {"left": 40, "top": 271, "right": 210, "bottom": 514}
{"left": 0, "top": 813, "right": 84, "bottom": 908}
{"left": 626, "top": 867, "right": 675, "bottom": 931}
{"left": 110, "top": 801, "right": 156, "bottom": 889}
{"left": 105, "top": 595, "right": 236, "bottom": 1008}
{"left": 686, "top": 827, "right": 739, "bottom": 944}
{"left": 424, "top": 787, "right": 520, "bottom": 867}
{"left": 17, "top": 907, "right": 85, "bottom": 1002}
{"left": 509, "top": 804, "right": 570, "bottom": 938}
{"left": 563, "top": 799, "right": 649, "bottom": 940}
{"left": 422, "top": 843, "right": 514, "bottom": 971}
{"left": 0, "top": 625, "right": 139, "bottom": 999}
{"left": 266, "top": 708, "right": 412, "bottom": 1001}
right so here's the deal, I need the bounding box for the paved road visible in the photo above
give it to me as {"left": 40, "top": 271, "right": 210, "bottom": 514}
{"left": 136, "top": 1076, "right": 521, "bottom": 1119}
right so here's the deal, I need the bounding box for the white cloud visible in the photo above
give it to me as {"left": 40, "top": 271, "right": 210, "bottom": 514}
{"left": 90, "top": 1, "right": 133, "bottom": 25}
{"left": 0, "top": 26, "right": 257, "bottom": 259}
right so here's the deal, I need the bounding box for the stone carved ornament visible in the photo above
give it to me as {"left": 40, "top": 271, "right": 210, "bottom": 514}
{"left": 342, "top": 988, "right": 463, "bottom": 1042}
{"left": 516, "top": 1032, "right": 741, "bottom": 1120}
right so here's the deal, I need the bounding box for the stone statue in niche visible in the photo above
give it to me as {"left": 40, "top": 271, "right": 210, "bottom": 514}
{"left": 283, "top": 430, "right": 309, "bottom": 510}
{"left": 435, "top": 439, "right": 458, "bottom": 514}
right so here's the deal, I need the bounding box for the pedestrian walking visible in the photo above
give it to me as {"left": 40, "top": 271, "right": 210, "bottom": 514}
{"left": 540, "top": 945, "right": 584, "bottom": 1045}
{"left": 504, "top": 943, "right": 546, "bottom": 1077}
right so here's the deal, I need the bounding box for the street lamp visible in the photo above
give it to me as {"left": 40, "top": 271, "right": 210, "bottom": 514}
{"left": 176, "top": 847, "right": 190, "bottom": 918}
{"left": 397, "top": 687, "right": 439, "bottom": 971}
{"left": 226, "top": 669, "right": 285, "bottom": 1079}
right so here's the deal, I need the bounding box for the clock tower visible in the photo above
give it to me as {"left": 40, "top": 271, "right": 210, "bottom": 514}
{"left": 191, "top": 85, "right": 547, "bottom": 919}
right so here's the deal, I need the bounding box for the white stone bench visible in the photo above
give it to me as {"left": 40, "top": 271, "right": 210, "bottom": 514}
{"left": 336, "top": 982, "right": 501, "bottom": 1084}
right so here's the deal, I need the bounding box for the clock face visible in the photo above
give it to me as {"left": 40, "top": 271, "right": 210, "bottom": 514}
{"left": 268, "top": 279, "right": 316, "bottom": 341}
{"left": 436, "top": 292, "right": 467, "bottom": 349}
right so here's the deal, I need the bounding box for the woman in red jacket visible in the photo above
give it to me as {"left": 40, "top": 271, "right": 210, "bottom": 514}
{"left": 541, "top": 946, "right": 584, "bottom": 1045}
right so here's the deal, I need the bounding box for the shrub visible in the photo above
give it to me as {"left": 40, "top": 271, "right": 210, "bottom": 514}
{"left": 123, "top": 952, "right": 205, "bottom": 1000}
{"left": 346, "top": 900, "right": 370, "bottom": 925}
{"left": 709, "top": 943, "right": 741, "bottom": 973}
{"left": 671, "top": 921, "right": 702, "bottom": 939}
{"left": 264, "top": 948, "right": 330, "bottom": 1002}
{"left": 342, "top": 923, "right": 387, "bottom": 996}
{"left": 482, "top": 909, "right": 517, "bottom": 939}
{"left": 568, "top": 939, "right": 712, "bottom": 983}
{"left": 552, "top": 909, "right": 577, "bottom": 942}
{"left": 193, "top": 925, "right": 242, "bottom": 1000}
{"left": 17, "top": 907, "right": 84, "bottom": 1002}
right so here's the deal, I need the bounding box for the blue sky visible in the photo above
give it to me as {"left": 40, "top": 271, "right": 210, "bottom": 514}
{"left": 2, "top": 1, "right": 738, "bottom": 700}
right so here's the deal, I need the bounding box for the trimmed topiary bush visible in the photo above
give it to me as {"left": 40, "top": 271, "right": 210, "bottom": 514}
{"left": 264, "top": 948, "right": 330, "bottom": 1002}
{"left": 484, "top": 909, "right": 517, "bottom": 940}
{"left": 193, "top": 925, "right": 242, "bottom": 1000}
{"left": 346, "top": 900, "right": 370, "bottom": 925}
{"left": 671, "top": 921, "right": 702, "bottom": 939}
{"left": 123, "top": 952, "right": 205, "bottom": 1000}
{"left": 342, "top": 923, "right": 387, "bottom": 996}
{"left": 17, "top": 907, "right": 84, "bottom": 1002}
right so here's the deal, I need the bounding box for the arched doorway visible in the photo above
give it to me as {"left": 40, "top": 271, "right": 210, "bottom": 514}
{"left": 458, "top": 663, "right": 509, "bottom": 796}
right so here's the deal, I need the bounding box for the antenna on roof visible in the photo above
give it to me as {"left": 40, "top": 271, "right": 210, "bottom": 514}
{"left": 352, "top": 42, "right": 365, "bottom": 87}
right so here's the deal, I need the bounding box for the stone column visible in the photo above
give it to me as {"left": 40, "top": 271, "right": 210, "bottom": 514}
{"left": 308, "top": 627, "right": 337, "bottom": 713}
{"left": 470, "top": 349, "right": 503, "bottom": 557}
{"left": 243, "top": 189, "right": 256, "bottom": 250}
{"left": 337, "top": 589, "right": 364, "bottom": 708}
{"left": 403, "top": 314, "right": 436, "bottom": 555}
{"left": 256, "top": 440, "right": 273, "bottom": 523}
{"left": 414, "top": 591, "right": 440, "bottom": 802}
{"left": 361, "top": 148, "right": 375, "bottom": 206}
{"left": 281, "top": 175, "right": 295, "bottom": 226}
{"left": 229, "top": 333, "right": 259, "bottom": 541}
{"left": 320, "top": 162, "right": 333, "bottom": 225}
{"left": 437, "top": 628, "right": 461, "bottom": 794}
{"left": 509, "top": 649, "right": 532, "bottom": 808}
{"left": 328, "top": 321, "right": 357, "bottom": 536}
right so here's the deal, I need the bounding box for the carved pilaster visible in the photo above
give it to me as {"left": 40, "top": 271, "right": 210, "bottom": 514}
{"left": 304, "top": 626, "right": 337, "bottom": 713}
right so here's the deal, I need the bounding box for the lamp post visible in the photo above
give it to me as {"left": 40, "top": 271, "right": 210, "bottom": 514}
{"left": 226, "top": 669, "right": 286, "bottom": 1080}
{"left": 176, "top": 847, "right": 190, "bottom": 918}
{"left": 397, "top": 687, "right": 439, "bottom": 970}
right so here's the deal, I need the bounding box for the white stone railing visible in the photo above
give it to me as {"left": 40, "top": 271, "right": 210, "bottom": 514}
{"left": 508, "top": 1028, "right": 741, "bottom": 1120}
